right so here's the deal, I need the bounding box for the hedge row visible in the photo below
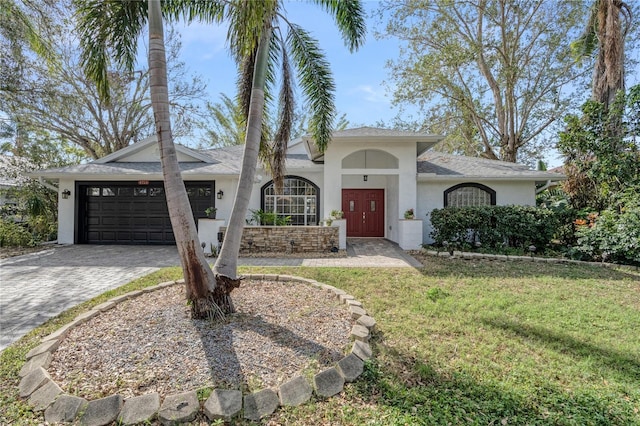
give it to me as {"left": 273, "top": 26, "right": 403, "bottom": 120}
{"left": 429, "top": 205, "right": 558, "bottom": 250}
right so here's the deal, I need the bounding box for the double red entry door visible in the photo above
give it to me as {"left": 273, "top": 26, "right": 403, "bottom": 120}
{"left": 342, "top": 189, "right": 385, "bottom": 237}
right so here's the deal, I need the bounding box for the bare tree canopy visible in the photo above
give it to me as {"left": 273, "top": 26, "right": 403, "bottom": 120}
{"left": 379, "top": 0, "right": 593, "bottom": 163}
{"left": 2, "top": 18, "right": 208, "bottom": 160}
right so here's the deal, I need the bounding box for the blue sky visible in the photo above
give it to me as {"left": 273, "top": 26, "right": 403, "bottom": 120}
{"left": 171, "top": 1, "right": 407, "bottom": 128}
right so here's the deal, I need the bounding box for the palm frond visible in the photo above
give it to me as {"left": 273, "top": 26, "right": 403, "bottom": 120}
{"left": 268, "top": 44, "right": 295, "bottom": 193}
{"left": 287, "top": 24, "right": 335, "bottom": 152}
{"left": 164, "top": 0, "right": 226, "bottom": 24}
{"left": 571, "top": 0, "right": 600, "bottom": 59}
{"left": 1, "top": 0, "right": 56, "bottom": 64}
{"left": 74, "top": 0, "right": 147, "bottom": 101}
{"left": 312, "top": 0, "right": 367, "bottom": 52}
{"left": 207, "top": 93, "right": 245, "bottom": 146}
{"left": 226, "top": 0, "right": 278, "bottom": 63}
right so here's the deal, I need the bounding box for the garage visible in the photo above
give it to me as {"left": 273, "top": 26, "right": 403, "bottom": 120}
{"left": 76, "top": 181, "right": 215, "bottom": 244}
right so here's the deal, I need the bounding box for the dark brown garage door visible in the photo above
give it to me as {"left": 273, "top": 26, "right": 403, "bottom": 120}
{"left": 77, "top": 181, "right": 215, "bottom": 244}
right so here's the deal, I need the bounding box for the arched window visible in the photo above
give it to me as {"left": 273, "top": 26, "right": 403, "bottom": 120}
{"left": 261, "top": 176, "right": 320, "bottom": 225}
{"left": 444, "top": 183, "right": 496, "bottom": 207}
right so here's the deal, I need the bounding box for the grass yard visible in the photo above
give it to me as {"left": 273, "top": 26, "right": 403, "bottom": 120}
{"left": 1, "top": 257, "right": 639, "bottom": 425}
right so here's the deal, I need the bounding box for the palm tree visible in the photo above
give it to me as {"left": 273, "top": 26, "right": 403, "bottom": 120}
{"left": 75, "top": 0, "right": 227, "bottom": 319}
{"left": 211, "top": 0, "right": 366, "bottom": 284}
{"left": 74, "top": 0, "right": 365, "bottom": 318}
{"left": 0, "top": 0, "right": 55, "bottom": 66}
{"left": 572, "top": 0, "right": 633, "bottom": 107}
{"left": 205, "top": 93, "right": 246, "bottom": 147}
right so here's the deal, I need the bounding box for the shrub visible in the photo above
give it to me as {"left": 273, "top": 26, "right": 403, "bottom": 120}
{"left": 429, "top": 205, "right": 559, "bottom": 251}
{"left": 537, "top": 189, "right": 580, "bottom": 246}
{"left": 249, "top": 209, "right": 291, "bottom": 226}
{"left": 572, "top": 194, "right": 640, "bottom": 266}
{"left": 0, "top": 219, "right": 37, "bottom": 247}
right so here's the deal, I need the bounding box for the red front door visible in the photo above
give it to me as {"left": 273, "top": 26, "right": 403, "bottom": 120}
{"left": 342, "top": 189, "right": 385, "bottom": 237}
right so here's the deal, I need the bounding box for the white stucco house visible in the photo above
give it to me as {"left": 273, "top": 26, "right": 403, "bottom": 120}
{"left": 34, "top": 127, "right": 563, "bottom": 250}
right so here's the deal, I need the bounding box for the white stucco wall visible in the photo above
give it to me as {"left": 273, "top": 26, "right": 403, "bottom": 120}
{"left": 323, "top": 140, "right": 417, "bottom": 242}
{"left": 417, "top": 179, "right": 537, "bottom": 244}
{"left": 56, "top": 168, "right": 324, "bottom": 244}
{"left": 211, "top": 176, "right": 238, "bottom": 221}
{"left": 57, "top": 178, "right": 76, "bottom": 244}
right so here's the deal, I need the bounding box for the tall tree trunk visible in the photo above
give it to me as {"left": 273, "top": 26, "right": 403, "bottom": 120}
{"left": 213, "top": 27, "right": 271, "bottom": 281}
{"left": 147, "top": 0, "right": 232, "bottom": 320}
{"left": 593, "top": 0, "right": 627, "bottom": 107}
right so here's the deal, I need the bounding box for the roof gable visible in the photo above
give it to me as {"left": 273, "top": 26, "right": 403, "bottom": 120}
{"left": 95, "top": 136, "right": 214, "bottom": 164}
{"left": 301, "top": 126, "right": 444, "bottom": 161}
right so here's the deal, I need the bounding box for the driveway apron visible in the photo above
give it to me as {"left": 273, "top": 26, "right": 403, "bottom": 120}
{"left": 0, "top": 240, "right": 421, "bottom": 351}
{"left": 0, "top": 245, "right": 180, "bottom": 351}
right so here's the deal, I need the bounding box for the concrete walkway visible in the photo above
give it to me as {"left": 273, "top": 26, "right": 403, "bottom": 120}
{"left": 0, "top": 239, "right": 421, "bottom": 351}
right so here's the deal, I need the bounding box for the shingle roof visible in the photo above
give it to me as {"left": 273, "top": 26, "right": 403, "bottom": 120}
{"left": 199, "top": 145, "right": 317, "bottom": 169}
{"left": 330, "top": 127, "right": 440, "bottom": 138}
{"left": 37, "top": 145, "right": 318, "bottom": 178}
{"left": 418, "top": 151, "right": 565, "bottom": 180}
{"left": 36, "top": 161, "right": 238, "bottom": 177}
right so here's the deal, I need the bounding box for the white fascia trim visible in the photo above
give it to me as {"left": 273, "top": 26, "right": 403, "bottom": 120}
{"left": 417, "top": 174, "right": 567, "bottom": 182}
{"left": 95, "top": 136, "right": 215, "bottom": 164}
{"left": 94, "top": 136, "right": 156, "bottom": 163}
{"left": 341, "top": 168, "right": 402, "bottom": 175}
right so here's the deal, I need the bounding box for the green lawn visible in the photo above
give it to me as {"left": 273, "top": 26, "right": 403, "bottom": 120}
{"left": 2, "top": 257, "right": 639, "bottom": 425}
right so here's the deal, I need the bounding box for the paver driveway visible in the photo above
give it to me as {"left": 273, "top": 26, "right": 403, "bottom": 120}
{"left": 0, "top": 239, "right": 421, "bottom": 351}
{"left": 0, "top": 245, "right": 180, "bottom": 351}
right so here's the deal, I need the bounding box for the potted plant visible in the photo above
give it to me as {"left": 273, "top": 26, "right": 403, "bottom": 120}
{"left": 404, "top": 208, "right": 415, "bottom": 219}
{"left": 330, "top": 209, "right": 344, "bottom": 220}
{"left": 204, "top": 207, "right": 217, "bottom": 219}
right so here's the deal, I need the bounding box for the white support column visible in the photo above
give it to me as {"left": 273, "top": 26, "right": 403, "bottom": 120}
{"left": 333, "top": 219, "right": 347, "bottom": 249}
{"left": 398, "top": 219, "right": 423, "bottom": 250}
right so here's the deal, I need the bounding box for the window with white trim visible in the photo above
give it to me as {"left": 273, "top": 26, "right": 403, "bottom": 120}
{"left": 261, "top": 176, "right": 320, "bottom": 225}
{"left": 444, "top": 183, "right": 496, "bottom": 207}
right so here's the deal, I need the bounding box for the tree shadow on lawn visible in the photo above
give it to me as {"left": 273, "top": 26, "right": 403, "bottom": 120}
{"left": 481, "top": 317, "right": 640, "bottom": 386}
{"left": 348, "top": 333, "right": 638, "bottom": 425}
{"left": 419, "top": 256, "right": 640, "bottom": 281}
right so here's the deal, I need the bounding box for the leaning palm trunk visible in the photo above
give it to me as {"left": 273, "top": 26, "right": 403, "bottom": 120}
{"left": 147, "top": 0, "right": 231, "bottom": 319}
{"left": 213, "top": 27, "right": 271, "bottom": 282}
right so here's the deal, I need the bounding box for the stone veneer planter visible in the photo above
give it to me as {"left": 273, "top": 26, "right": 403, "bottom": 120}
{"left": 220, "top": 226, "right": 340, "bottom": 254}
{"left": 18, "top": 275, "right": 376, "bottom": 425}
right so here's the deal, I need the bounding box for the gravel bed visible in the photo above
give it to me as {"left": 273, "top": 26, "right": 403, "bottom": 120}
{"left": 47, "top": 280, "right": 352, "bottom": 400}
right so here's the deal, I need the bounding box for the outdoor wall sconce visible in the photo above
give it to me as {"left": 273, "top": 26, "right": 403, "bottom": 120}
{"left": 217, "top": 189, "right": 224, "bottom": 199}
{"left": 363, "top": 175, "right": 368, "bottom": 182}
{"left": 61, "top": 189, "right": 71, "bottom": 199}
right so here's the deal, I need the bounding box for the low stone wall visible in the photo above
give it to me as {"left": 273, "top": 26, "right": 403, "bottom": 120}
{"left": 220, "top": 226, "right": 339, "bottom": 254}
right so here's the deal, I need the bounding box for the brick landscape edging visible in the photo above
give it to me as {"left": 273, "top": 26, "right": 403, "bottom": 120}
{"left": 18, "top": 275, "right": 376, "bottom": 425}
